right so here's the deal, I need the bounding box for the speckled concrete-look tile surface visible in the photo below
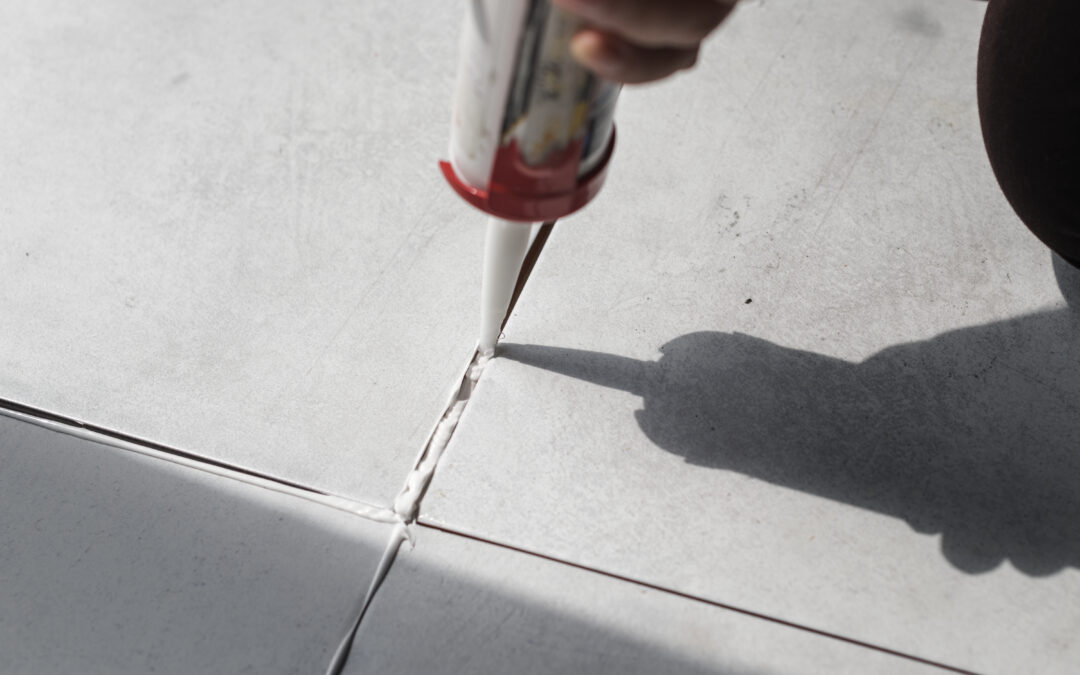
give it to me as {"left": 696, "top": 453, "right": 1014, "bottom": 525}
{"left": 0, "top": 412, "right": 393, "bottom": 674}
{"left": 0, "top": 0, "right": 477, "bottom": 506}
{"left": 422, "top": 0, "right": 1080, "bottom": 672}
{"left": 346, "top": 526, "right": 937, "bottom": 675}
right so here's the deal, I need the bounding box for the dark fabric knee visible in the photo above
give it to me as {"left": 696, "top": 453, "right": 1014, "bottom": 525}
{"left": 977, "top": 0, "right": 1080, "bottom": 261}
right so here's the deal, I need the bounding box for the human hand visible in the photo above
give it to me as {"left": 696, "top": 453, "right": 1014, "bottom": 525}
{"left": 552, "top": 0, "right": 738, "bottom": 84}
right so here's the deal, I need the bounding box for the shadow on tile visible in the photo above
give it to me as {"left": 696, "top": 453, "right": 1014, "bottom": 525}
{"left": 0, "top": 415, "right": 385, "bottom": 674}
{"left": 347, "top": 526, "right": 919, "bottom": 675}
{"left": 502, "top": 256, "right": 1080, "bottom": 577}
{"left": 350, "top": 563, "right": 737, "bottom": 675}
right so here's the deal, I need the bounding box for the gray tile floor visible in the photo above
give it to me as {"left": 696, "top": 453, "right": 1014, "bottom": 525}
{"left": 2, "top": 0, "right": 1077, "bottom": 673}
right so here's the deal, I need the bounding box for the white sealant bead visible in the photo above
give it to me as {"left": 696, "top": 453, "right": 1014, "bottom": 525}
{"left": 393, "top": 346, "right": 493, "bottom": 522}
{"left": 468, "top": 363, "right": 485, "bottom": 381}
{"left": 393, "top": 398, "right": 469, "bottom": 521}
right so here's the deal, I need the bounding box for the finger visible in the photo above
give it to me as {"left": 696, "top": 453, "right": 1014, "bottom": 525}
{"left": 569, "top": 30, "right": 699, "bottom": 84}
{"left": 553, "top": 0, "right": 736, "bottom": 49}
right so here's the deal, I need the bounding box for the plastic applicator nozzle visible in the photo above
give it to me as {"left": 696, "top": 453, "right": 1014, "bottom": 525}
{"left": 478, "top": 217, "right": 533, "bottom": 355}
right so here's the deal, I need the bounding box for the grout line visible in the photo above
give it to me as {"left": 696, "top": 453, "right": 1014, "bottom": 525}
{"left": 325, "top": 219, "right": 558, "bottom": 674}
{"left": 324, "top": 521, "right": 409, "bottom": 675}
{"left": 417, "top": 521, "right": 980, "bottom": 675}
{"left": 392, "top": 220, "right": 557, "bottom": 524}
{"left": 390, "top": 348, "right": 481, "bottom": 524}
{"left": 0, "top": 399, "right": 398, "bottom": 525}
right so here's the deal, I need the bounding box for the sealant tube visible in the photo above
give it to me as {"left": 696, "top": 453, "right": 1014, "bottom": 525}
{"left": 441, "top": 0, "right": 620, "bottom": 222}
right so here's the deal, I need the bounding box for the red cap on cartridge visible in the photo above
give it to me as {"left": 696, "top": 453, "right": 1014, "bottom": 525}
{"left": 440, "top": 126, "right": 616, "bottom": 223}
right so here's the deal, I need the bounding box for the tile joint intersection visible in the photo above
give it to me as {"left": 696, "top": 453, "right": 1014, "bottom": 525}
{"left": 326, "top": 221, "right": 556, "bottom": 673}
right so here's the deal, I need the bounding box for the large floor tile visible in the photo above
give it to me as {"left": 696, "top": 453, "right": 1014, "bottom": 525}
{"left": 346, "top": 526, "right": 936, "bottom": 674}
{"left": 0, "top": 0, "right": 478, "bottom": 504}
{"left": 422, "top": 1, "right": 1080, "bottom": 672}
{"left": 0, "top": 411, "right": 393, "bottom": 674}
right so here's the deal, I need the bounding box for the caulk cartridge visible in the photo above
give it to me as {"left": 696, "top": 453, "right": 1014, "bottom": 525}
{"left": 441, "top": 0, "right": 621, "bottom": 223}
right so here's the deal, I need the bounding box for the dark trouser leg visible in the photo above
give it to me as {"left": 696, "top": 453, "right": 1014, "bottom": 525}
{"left": 977, "top": 0, "right": 1080, "bottom": 267}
